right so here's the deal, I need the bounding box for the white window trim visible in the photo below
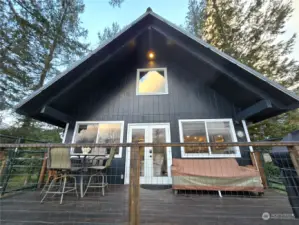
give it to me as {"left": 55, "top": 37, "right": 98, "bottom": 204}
{"left": 242, "top": 120, "right": 254, "bottom": 152}
{"left": 62, "top": 123, "right": 69, "bottom": 143}
{"left": 136, "top": 67, "right": 168, "bottom": 95}
{"left": 71, "top": 121, "right": 125, "bottom": 158}
{"left": 178, "top": 119, "right": 241, "bottom": 158}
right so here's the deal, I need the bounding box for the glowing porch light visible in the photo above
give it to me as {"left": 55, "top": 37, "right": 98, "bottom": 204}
{"left": 147, "top": 51, "right": 155, "bottom": 60}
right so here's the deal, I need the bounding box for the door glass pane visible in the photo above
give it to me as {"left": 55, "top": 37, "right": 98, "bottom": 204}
{"left": 132, "top": 129, "right": 145, "bottom": 176}
{"left": 152, "top": 128, "right": 167, "bottom": 177}
{"left": 182, "top": 122, "right": 208, "bottom": 153}
{"left": 207, "top": 122, "right": 235, "bottom": 154}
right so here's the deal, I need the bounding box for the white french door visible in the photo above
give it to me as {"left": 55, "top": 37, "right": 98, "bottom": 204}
{"left": 125, "top": 123, "right": 172, "bottom": 184}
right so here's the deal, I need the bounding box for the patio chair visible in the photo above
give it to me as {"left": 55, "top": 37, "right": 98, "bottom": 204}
{"left": 40, "top": 169, "right": 58, "bottom": 196}
{"left": 40, "top": 148, "right": 80, "bottom": 204}
{"left": 83, "top": 148, "right": 116, "bottom": 197}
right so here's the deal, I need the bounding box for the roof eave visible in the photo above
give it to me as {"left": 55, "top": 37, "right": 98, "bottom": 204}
{"left": 148, "top": 11, "right": 299, "bottom": 103}
{"left": 15, "top": 10, "right": 152, "bottom": 111}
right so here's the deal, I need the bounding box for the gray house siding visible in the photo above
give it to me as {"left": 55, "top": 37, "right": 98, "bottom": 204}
{"left": 63, "top": 59, "right": 252, "bottom": 184}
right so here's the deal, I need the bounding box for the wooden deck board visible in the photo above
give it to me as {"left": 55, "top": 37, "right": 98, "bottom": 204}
{"left": 0, "top": 185, "right": 298, "bottom": 225}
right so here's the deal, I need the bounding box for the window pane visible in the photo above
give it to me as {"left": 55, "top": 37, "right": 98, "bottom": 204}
{"left": 138, "top": 70, "right": 166, "bottom": 94}
{"left": 152, "top": 128, "right": 167, "bottom": 177}
{"left": 74, "top": 124, "right": 98, "bottom": 153}
{"left": 97, "top": 123, "right": 122, "bottom": 155}
{"left": 207, "top": 122, "right": 235, "bottom": 154}
{"left": 182, "top": 122, "right": 209, "bottom": 153}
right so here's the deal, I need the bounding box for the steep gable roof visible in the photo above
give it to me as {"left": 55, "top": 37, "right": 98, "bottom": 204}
{"left": 15, "top": 8, "right": 299, "bottom": 127}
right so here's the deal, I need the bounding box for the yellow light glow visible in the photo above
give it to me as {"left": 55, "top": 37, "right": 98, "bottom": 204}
{"left": 148, "top": 51, "right": 155, "bottom": 60}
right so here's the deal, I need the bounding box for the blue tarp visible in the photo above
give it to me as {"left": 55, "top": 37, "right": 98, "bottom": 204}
{"left": 272, "top": 130, "right": 299, "bottom": 153}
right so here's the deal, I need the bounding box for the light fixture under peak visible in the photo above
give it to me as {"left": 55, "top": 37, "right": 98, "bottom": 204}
{"left": 147, "top": 50, "right": 155, "bottom": 60}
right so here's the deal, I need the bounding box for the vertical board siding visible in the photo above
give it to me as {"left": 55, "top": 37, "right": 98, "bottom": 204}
{"left": 65, "top": 59, "right": 250, "bottom": 184}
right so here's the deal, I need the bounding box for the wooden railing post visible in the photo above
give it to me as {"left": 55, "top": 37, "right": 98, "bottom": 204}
{"left": 251, "top": 151, "right": 268, "bottom": 188}
{"left": 288, "top": 146, "right": 299, "bottom": 176}
{"left": 38, "top": 152, "right": 48, "bottom": 188}
{"left": 129, "top": 146, "right": 141, "bottom": 225}
{"left": 0, "top": 149, "right": 6, "bottom": 178}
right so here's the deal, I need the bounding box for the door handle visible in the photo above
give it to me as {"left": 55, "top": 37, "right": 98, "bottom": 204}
{"left": 149, "top": 149, "right": 152, "bottom": 154}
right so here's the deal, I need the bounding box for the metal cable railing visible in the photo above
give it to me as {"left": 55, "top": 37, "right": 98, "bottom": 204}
{"left": 0, "top": 142, "right": 298, "bottom": 225}
{"left": 0, "top": 135, "right": 47, "bottom": 196}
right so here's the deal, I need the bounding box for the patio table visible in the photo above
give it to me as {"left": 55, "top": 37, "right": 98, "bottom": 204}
{"left": 70, "top": 153, "right": 108, "bottom": 198}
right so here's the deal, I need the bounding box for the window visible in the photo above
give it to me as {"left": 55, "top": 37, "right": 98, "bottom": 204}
{"left": 136, "top": 68, "right": 168, "bottom": 95}
{"left": 179, "top": 119, "right": 240, "bottom": 158}
{"left": 72, "top": 121, "right": 124, "bottom": 158}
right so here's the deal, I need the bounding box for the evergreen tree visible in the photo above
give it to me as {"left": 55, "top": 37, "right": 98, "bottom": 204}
{"left": 0, "top": 0, "right": 35, "bottom": 110}
{"left": 185, "top": 0, "right": 206, "bottom": 38}
{"left": 0, "top": 0, "right": 127, "bottom": 141}
{"left": 97, "top": 0, "right": 126, "bottom": 44}
{"left": 0, "top": 0, "right": 90, "bottom": 139}
{"left": 185, "top": 0, "right": 299, "bottom": 140}
{"left": 0, "top": 0, "right": 89, "bottom": 110}
{"left": 98, "top": 22, "right": 121, "bottom": 43}
{"left": 109, "top": 0, "right": 125, "bottom": 8}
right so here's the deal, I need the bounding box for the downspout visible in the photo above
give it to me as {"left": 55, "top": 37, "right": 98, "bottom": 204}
{"left": 242, "top": 120, "right": 259, "bottom": 172}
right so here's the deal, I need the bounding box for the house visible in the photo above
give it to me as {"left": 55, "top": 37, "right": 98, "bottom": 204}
{"left": 15, "top": 8, "right": 299, "bottom": 186}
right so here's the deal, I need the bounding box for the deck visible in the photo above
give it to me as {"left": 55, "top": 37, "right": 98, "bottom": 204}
{"left": 0, "top": 185, "right": 298, "bottom": 225}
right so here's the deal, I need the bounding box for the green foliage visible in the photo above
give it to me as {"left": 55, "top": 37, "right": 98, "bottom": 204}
{"left": 185, "top": 0, "right": 299, "bottom": 140}
{"left": 202, "top": 0, "right": 298, "bottom": 85}
{"left": 97, "top": 1, "right": 125, "bottom": 44}
{"left": 0, "top": 0, "right": 90, "bottom": 140}
{"left": 0, "top": 0, "right": 89, "bottom": 110}
{"left": 185, "top": 0, "right": 206, "bottom": 37}
{"left": 109, "top": 0, "right": 125, "bottom": 8}
{"left": 98, "top": 22, "right": 121, "bottom": 44}
{"left": 249, "top": 110, "right": 299, "bottom": 141}
{"left": 0, "top": 122, "right": 62, "bottom": 143}
{"left": 264, "top": 162, "right": 280, "bottom": 178}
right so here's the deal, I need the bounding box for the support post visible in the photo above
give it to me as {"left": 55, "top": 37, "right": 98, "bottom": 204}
{"left": 0, "top": 150, "right": 14, "bottom": 196}
{"left": 250, "top": 152, "right": 258, "bottom": 169}
{"left": 129, "top": 146, "right": 141, "bottom": 225}
{"left": 288, "top": 146, "right": 299, "bottom": 176}
{"left": 38, "top": 152, "right": 48, "bottom": 188}
{"left": 251, "top": 151, "right": 268, "bottom": 188}
{"left": 0, "top": 149, "right": 6, "bottom": 178}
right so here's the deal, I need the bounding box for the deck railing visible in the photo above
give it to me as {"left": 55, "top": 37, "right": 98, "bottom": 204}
{"left": 0, "top": 134, "right": 47, "bottom": 195}
{"left": 0, "top": 141, "right": 298, "bottom": 225}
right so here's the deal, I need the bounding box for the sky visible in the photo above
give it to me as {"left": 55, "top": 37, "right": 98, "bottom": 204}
{"left": 81, "top": 0, "right": 299, "bottom": 60}
{"left": 80, "top": 0, "right": 189, "bottom": 49}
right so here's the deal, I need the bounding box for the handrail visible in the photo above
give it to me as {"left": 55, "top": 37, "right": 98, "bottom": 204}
{"left": 0, "top": 141, "right": 299, "bottom": 149}
{"left": 0, "top": 134, "right": 47, "bottom": 143}
{"left": 1, "top": 141, "right": 298, "bottom": 225}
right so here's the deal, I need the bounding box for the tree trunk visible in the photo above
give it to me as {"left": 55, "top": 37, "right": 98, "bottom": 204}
{"left": 37, "top": 152, "right": 47, "bottom": 188}
{"left": 37, "top": 5, "right": 68, "bottom": 89}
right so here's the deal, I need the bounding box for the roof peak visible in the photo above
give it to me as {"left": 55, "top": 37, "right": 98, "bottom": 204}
{"left": 146, "top": 7, "right": 153, "bottom": 13}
